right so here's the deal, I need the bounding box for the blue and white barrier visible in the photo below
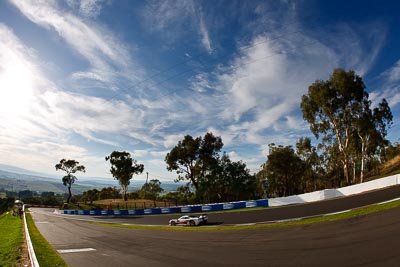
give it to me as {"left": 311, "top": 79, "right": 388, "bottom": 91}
{"left": 60, "top": 199, "right": 269, "bottom": 216}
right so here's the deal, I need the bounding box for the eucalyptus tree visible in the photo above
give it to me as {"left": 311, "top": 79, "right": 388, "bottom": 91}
{"left": 165, "top": 132, "right": 223, "bottom": 194}
{"left": 55, "top": 159, "right": 86, "bottom": 203}
{"left": 295, "top": 137, "right": 325, "bottom": 191}
{"left": 105, "top": 151, "right": 144, "bottom": 201}
{"left": 301, "top": 69, "right": 392, "bottom": 184}
{"left": 207, "top": 153, "right": 256, "bottom": 202}
{"left": 176, "top": 185, "right": 195, "bottom": 205}
{"left": 99, "top": 186, "right": 121, "bottom": 200}
{"left": 301, "top": 69, "right": 368, "bottom": 184}
{"left": 140, "top": 179, "right": 164, "bottom": 207}
{"left": 261, "top": 144, "right": 305, "bottom": 197}
{"left": 82, "top": 189, "right": 99, "bottom": 204}
{"left": 354, "top": 98, "right": 392, "bottom": 182}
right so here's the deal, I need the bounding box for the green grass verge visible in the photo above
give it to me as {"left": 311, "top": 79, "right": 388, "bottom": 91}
{"left": 91, "top": 199, "right": 400, "bottom": 231}
{"left": 25, "top": 212, "right": 68, "bottom": 267}
{"left": 0, "top": 212, "right": 24, "bottom": 266}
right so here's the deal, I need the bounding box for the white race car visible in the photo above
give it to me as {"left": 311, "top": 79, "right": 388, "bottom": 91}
{"left": 169, "top": 214, "right": 208, "bottom": 226}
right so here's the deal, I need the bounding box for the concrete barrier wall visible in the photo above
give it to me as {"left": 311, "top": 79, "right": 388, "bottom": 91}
{"left": 337, "top": 174, "right": 398, "bottom": 196}
{"left": 269, "top": 174, "right": 400, "bottom": 207}
{"left": 268, "top": 190, "right": 327, "bottom": 206}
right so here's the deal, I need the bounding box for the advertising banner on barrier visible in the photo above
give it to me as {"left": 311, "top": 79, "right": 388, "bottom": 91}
{"left": 181, "top": 206, "right": 191, "bottom": 213}
{"left": 144, "top": 209, "right": 153, "bottom": 214}
{"left": 223, "top": 203, "right": 234, "bottom": 210}
{"left": 201, "top": 205, "right": 212, "bottom": 211}
{"left": 246, "top": 201, "right": 257, "bottom": 208}
{"left": 161, "top": 208, "right": 171, "bottom": 213}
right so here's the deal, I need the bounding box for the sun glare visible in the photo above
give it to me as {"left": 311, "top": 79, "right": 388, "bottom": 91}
{"left": 0, "top": 58, "right": 34, "bottom": 119}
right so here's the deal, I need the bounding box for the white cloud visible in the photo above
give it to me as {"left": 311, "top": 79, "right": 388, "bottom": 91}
{"left": 40, "top": 91, "right": 145, "bottom": 139}
{"left": 144, "top": 0, "right": 213, "bottom": 53}
{"left": 10, "top": 0, "right": 141, "bottom": 88}
{"left": 213, "top": 35, "right": 331, "bottom": 142}
{"left": 384, "top": 59, "right": 400, "bottom": 82}
{"left": 198, "top": 15, "right": 212, "bottom": 53}
{"left": 370, "top": 85, "right": 400, "bottom": 108}
{"left": 163, "top": 133, "right": 186, "bottom": 148}
{"left": 69, "top": 0, "right": 105, "bottom": 18}
{"left": 321, "top": 22, "right": 387, "bottom": 77}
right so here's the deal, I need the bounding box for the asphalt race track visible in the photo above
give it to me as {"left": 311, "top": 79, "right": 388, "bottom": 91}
{"left": 30, "top": 185, "right": 400, "bottom": 266}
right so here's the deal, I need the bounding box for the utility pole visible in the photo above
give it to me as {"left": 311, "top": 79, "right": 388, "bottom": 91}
{"left": 145, "top": 172, "right": 149, "bottom": 200}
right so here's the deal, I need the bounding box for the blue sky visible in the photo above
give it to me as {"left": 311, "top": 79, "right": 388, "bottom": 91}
{"left": 0, "top": 0, "right": 399, "bottom": 181}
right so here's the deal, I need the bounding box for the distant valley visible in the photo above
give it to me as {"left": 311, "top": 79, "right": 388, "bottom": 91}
{"left": 0, "top": 164, "right": 183, "bottom": 195}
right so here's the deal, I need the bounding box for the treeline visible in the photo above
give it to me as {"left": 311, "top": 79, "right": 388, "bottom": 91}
{"left": 0, "top": 194, "right": 64, "bottom": 214}
{"left": 80, "top": 184, "right": 191, "bottom": 207}
{"left": 0, "top": 198, "right": 15, "bottom": 214}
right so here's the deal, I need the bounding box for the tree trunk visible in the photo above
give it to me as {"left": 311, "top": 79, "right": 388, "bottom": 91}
{"left": 67, "top": 185, "right": 72, "bottom": 203}
{"left": 359, "top": 135, "right": 369, "bottom": 184}
{"left": 343, "top": 157, "right": 350, "bottom": 185}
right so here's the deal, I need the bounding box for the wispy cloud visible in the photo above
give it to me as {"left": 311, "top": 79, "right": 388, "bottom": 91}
{"left": 143, "top": 0, "right": 213, "bottom": 53}
{"left": 66, "top": 0, "right": 106, "bottom": 18}
{"left": 384, "top": 59, "right": 400, "bottom": 82}
{"left": 10, "top": 0, "right": 141, "bottom": 90}
{"left": 318, "top": 21, "right": 387, "bottom": 77}
{"left": 198, "top": 15, "right": 212, "bottom": 53}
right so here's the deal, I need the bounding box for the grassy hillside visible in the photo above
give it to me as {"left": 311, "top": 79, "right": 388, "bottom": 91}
{"left": 381, "top": 155, "right": 400, "bottom": 175}
{"left": 365, "top": 155, "right": 400, "bottom": 181}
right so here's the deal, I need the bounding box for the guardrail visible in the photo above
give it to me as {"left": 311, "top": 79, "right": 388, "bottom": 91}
{"left": 59, "top": 174, "right": 400, "bottom": 216}
{"left": 23, "top": 205, "right": 40, "bottom": 267}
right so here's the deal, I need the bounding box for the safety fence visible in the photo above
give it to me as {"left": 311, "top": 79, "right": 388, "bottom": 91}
{"left": 60, "top": 174, "right": 400, "bottom": 216}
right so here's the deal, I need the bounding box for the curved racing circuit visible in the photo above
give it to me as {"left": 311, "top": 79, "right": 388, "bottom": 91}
{"left": 29, "top": 184, "right": 400, "bottom": 266}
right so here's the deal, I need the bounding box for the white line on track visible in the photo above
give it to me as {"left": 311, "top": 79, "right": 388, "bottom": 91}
{"left": 377, "top": 197, "right": 400, "bottom": 205}
{"left": 57, "top": 248, "right": 96, "bottom": 254}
